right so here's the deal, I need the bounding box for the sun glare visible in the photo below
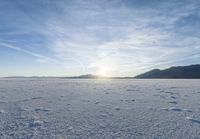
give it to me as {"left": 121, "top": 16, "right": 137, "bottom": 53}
{"left": 95, "top": 63, "right": 112, "bottom": 77}
{"left": 97, "top": 68, "right": 108, "bottom": 77}
{"left": 92, "top": 57, "right": 115, "bottom": 77}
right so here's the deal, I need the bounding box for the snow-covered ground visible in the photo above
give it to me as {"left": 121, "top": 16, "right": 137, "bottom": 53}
{"left": 0, "top": 79, "right": 200, "bottom": 139}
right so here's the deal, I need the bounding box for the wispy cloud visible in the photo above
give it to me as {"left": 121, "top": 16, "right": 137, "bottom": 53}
{"left": 1, "top": 43, "right": 55, "bottom": 63}
{"left": 0, "top": 0, "right": 200, "bottom": 76}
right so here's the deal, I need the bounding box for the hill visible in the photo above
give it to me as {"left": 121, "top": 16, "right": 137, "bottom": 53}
{"left": 135, "top": 64, "right": 200, "bottom": 79}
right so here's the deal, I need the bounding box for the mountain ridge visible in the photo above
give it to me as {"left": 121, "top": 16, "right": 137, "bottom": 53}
{"left": 135, "top": 64, "right": 200, "bottom": 79}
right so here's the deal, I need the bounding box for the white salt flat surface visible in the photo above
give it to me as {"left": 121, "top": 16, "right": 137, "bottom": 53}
{"left": 0, "top": 79, "right": 200, "bottom": 139}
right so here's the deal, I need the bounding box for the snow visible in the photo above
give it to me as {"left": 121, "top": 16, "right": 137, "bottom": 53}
{"left": 115, "top": 107, "right": 120, "bottom": 111}
{"left": 0, "top": 79, "right": 200, "bottom": 138}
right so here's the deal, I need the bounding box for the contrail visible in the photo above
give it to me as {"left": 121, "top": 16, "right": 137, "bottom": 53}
{"left": 0, "top": 43, "right": 86, "bottom": 73}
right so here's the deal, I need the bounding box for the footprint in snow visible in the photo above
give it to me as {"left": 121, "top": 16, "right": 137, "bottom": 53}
{"left": 125, "top": 99, "right": 135, "bottom": 102}
{"left": 168, "top": 101, "right": 178, "bottom": 104}
{"left": 160, "top": 107, "right": 192, "bottom": 112}
{"left": 170, "top": 96, "right": 177, "bottom": 99}
{"left": 126, "top": 89, "right": 135, "bottom": 92}
{"left": 183, "top": 109, "right": 192, "bottom": 112}
{"left": 31, "top": 97, "right": 43, "bottom": 100}
{"left": 115, "top": 107, "right": 120, "bottom": 111}
{"left": 95, "top": 101, "right": 100, "bottom": 104}
{"left": 169, "top": 107, "right": 182, "bottom": 112}
{"left": 160, "top": 108, "right": 169, "bottom": 111}
{"left": 22, "top": 99, "right": 31, "bottom": 102}
{"left": 99, "top": 113, "right": 108, "bottom": 118}
{"left": 186, "top": 117, "right": 200, "bottom": 124}
{"left": 34, "top": 107, "right": 51, "bottom": 112}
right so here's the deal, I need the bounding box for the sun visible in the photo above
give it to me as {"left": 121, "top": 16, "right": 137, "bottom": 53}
{"left": 97, "top": 68, "right": 108, "bottom": 77}
{"left": 96, "top": 65, "right": 111, "bottom": 77}
{"left": 91, "top": 57, "right": 114, "bottom": 77}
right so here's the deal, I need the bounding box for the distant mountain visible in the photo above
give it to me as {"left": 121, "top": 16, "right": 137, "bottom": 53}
{"left": 63, "top": 74, "right": 104, "bottom": 79}
{"left": 3, "top": 74, "right": 101, "bottom": 79}
{"left": 135, "top": 64, "right": 200, "bottom": 79}
{"left": 76, "top": 74, "right": 99, "bottom": 78}
{"left": 3, "top": 74, "right": 109, "bottom": 79}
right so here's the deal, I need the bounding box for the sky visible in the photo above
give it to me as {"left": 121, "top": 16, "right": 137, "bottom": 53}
{"left": 0, "top": 0, "right": 200, "bottom": 77}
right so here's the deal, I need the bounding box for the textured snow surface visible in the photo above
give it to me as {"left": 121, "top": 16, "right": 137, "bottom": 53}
{"left": 0, "top": 79, "right": 200, "bottom": 139}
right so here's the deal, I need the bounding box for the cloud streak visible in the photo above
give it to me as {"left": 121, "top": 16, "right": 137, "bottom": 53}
{"left": 0, "top": 43, "right": 86, "bottom": 72}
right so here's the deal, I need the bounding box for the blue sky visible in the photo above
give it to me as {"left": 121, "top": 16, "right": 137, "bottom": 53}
{"left": 0, "top": 0, "right": 200, "bottom": 77}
